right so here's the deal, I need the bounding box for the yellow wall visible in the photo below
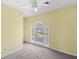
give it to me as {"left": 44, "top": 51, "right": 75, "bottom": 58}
{"left": 24, "top": 5, "right": 77, "bottom": 56}
{"left": 1, "top": 4, "right": 23, "bottom": 56}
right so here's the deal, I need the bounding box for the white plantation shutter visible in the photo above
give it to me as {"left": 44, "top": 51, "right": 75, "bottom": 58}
{"left": 31, "top": 21, "right": 49, "bottom": 47}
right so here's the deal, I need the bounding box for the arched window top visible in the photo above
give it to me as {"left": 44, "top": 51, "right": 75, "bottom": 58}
{"left": 35, "top": 21, "right": 44, "bottom": 28}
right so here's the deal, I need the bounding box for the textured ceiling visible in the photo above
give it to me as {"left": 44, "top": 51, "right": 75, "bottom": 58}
{"left": 2, "top": 0, "right": 77, "bottom": 17}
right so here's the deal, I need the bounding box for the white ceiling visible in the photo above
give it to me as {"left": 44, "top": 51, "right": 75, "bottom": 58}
{"left": 2, "top": 0, "right": 77, "bottom": 17}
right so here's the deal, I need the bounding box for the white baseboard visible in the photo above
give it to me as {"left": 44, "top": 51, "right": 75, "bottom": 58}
{"left": 52, "top": 48, "right": 77, "bottom": 56}
{"left": 1, "top": 46, "right": 23, "bottom": 58}
{"left": 24, "top": 41, "right": 77, "bottom": 56}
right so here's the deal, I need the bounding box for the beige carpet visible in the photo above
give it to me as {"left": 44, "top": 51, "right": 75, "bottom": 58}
{"left": 2, "top": 43, "right": 77, "bottom": 59}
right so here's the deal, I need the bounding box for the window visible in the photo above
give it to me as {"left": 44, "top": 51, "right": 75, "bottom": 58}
{"left": 31, "top": 21, "right": 49, "bottom": 47}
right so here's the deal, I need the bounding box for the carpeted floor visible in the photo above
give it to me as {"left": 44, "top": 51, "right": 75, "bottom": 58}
{"left": 2, "top": 43, "right": 77, "bottom": 59}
